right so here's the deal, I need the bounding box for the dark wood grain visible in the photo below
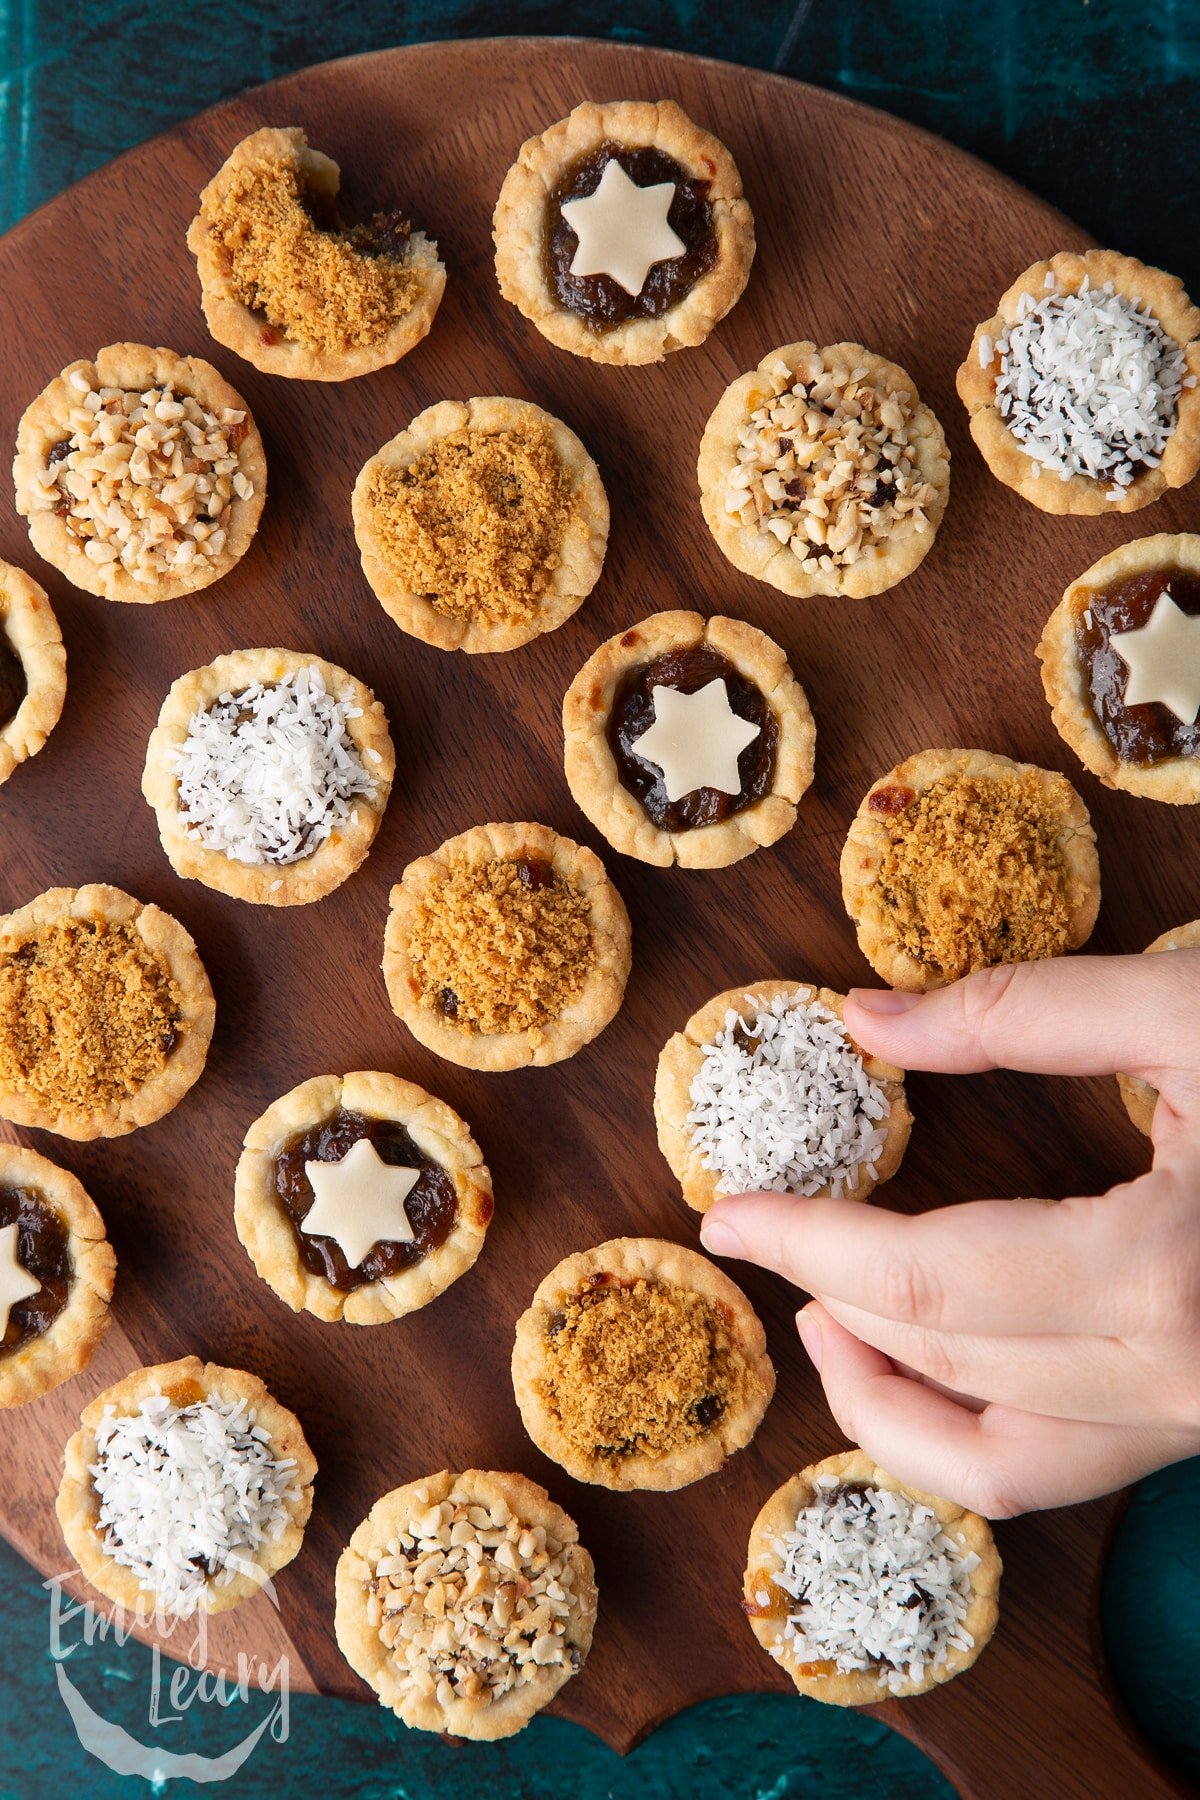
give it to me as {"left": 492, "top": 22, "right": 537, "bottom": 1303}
{"left": 0, "top": 37, "right": 1193, "bottom": 1796}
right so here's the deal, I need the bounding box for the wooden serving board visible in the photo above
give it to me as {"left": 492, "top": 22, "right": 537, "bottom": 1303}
{"left": 0, "top": 36, "right": 1193, "bottom": 1796}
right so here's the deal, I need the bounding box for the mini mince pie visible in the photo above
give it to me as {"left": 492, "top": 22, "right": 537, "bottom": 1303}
{"left": 957, "top": 249, "right": 1200, "bottom": 514}
{"left": 188, "top": 126, "right": 446, "bottom": 381}
{"left": 493, "top": 99, "right": 754, "bottom": 366}
{"left": 235, "top": 1071, "right": 494, "bottom": 1324}
{"left": 0, "top": 1143, "right": 114, "bottom": 1408}
{"left": 743, "top": 1450, "right": 1001, "bottom": 1705}
{"left": 352, "top": 396, "right": 609, "bottom": 653}
{"left": 1038, "top": 533, "right": 1200, "bottom": 804}
{"left": 0, "top": 884, "right": 215, "bottom": 1139}
{"left": 698, "top": 341, "right": 950, "bottom": 599}
{"left": 654, "top": 980, "right": 911, "bottom": 1213}
{"left": 563, "top": 611, "right": 815, "bottom": 868}
{"left": 1116, "top": 921, "right": 1200, "bottom": 1136}
{"left": 0, "top": 560, "right": 66, "bottom": 790}
{"left": 840, "top": 748, "right": 1100, "bottom": 991}
{"left": 511, "top": 1236, "right": 774, "bottom": 1491}
{"left": 13, "top": 343, "right": 265, "bottom": 602}
{"left": 142, "top": 648, "right": 395, "bottom": 905}
{"left": 335, "top": 1468, "right": 597, "bottom": 1740}
{"left": 57, "top": 1356, "right": 316, "bottom": 1617}
{"left": 383, "top": 821, "right": 632, "bottom": 1072}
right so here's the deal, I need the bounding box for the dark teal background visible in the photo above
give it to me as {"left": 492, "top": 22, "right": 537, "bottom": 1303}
{"left": 1, "top": 3, "right": 1198, "bottom": 1795}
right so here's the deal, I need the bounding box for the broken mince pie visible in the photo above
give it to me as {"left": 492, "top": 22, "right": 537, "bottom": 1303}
{"left": 336, "top": 1468, "right": 597, "bottom": 1740}
{"left": 57, "top": 1356, "right": 315, "bottom": 1616}
{"left": 655, "top": 980, "right": 911, "bottom": 1213}
{"left": 493, "top": 98, "right": 754, "bottom": 366}
{"left": 743, "top": 1450, "right": 1000, "bottom": 1704}
{"left": 235, "top": 1071, "right": 493, "bottom": 1323}
{"left": 383, "top": 821, "right": 632, "bottom": 1072}
{"left": 0, "top": 1143, "right": 114, "bottom": 1408}
{"left": 957, "top": 249, "right": 1200, "bottom": 515}
{"left": 352, "top": 396, "right": 609, "bottom": 653}
{"left": 563, "top": 611, "right": 814, "bottom": 868}
{"left": 1038, "top": 532, "right": 1200, "bottom": 804}
{"left": 13, "top": 343, "right": 266, "bottom": 602}
{"left": 511, "top": 1236, "right": 774, "bottom": 1492}
{"left": 0, "top": 884, "right": 214, "bottom": 1139}
{"left": 840, "top": 748, "right": 1100, "bottom": 991}
{"left": 188, "top": 126, "right": 446, "bottom": 381}
{"left": 0, "top": 559, "right": 65, "bottom": 789}
{"left": 142, "top": 647, "right": 395, "bottom": 905}
{"left": 1116, "top": 920, "right": 1200, "bottom": 1135}
{"left": 699, "top": 341, "right": 950, "bottom": 599}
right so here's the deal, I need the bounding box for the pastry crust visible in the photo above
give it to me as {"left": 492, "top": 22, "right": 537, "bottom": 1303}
{"left": 234, "top": 1071, "right": 493, "bottom": 1323}
{"left": 562, "top": 611, "right": 815, "bottom": 868}
{"left": 335, "top": 1468, "right": 597, "bottom": 1740}
{"left": 141, "top": 647, "right": 395, "bottom": 906}
{"left": 743, "top": 1449, "right": 1001, "bottom": 1705}
{"left": 493, "top": 99, "right": 754, "bottom": 366}
{"left": 1116, "top": 921, "right": 1200, "bottom": 1134}
{"left": 1037, "top": 533, "right": 1200, "bottom": 804}
{"left": 382, "top": 821, "right": 632, "bottom": 1071}
{"left": 0, "top": 1144, "right": 114, "bottom": 1408}
{"left": 13, "top": 343, "right": 266, "bottom": 602}
{"left": 956, "top": 250, "right": 1200, "bottom": 515}
{"left": 187, "top": 126, "right": 446, "bottom": 382}
{"left": 653, "top": 979, "right": 911, "bottom": 1212}
{"left": 698, "top": 341, "right": 950, "bottom": 599}
{"left": 351, "top": 396, "right": 609, "bottom": 653}
{"left": 56, "top": 1355, "right": 316, "bottom": 1616}
{"left": 840, "top": 748, "right": 1100, "bottom": 991}
{"left": 0, "top": 560, "right": 66, "bottom": 788}
{"left": 511, "top": 1236, "right": 774, "bottom": 1491}
{"left": 0, "top": 884, "right": 215, "bottom": 1139}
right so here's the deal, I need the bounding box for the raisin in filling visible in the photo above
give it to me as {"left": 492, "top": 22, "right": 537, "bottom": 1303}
{"left": 546, "top": 143, "right": 717, "bottom": 326}
{"left": 0, "top": 635, "right": 26, "bottom": 731}
{"left": 0, "top": 1185, "right": 70, "bottom": 1353}
{"left": 608, "top": 647, "right": 778, "bottom": 830}
{"left": 273, "top": 1109, "right": 457, "bottom": 1291}
{"left": 1077, "top": 567, "right": 1200, "bottom": 764}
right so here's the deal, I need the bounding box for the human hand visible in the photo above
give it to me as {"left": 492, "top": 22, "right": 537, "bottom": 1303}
{"left": 698, "top": 953, "right": 1200, "bottom": 1517}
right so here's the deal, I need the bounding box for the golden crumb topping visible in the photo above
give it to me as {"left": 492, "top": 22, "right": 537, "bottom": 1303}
{"left": 410, "top": 856, "right": 594, "bottom": 1035}
{"left": 0, "top": 920, "right": 182, "bottom": 1114}
{"left": 873, "top": 771, "right": 1076, "bottom": 980}
{"left": 204, "top": 154, "right": 419, "bottom": 354}
{"left": 365, "top": 426, "right": 573, "bottom": 626}
{"left": 537, "top": 1278, "right": 754, "bottom": 1465}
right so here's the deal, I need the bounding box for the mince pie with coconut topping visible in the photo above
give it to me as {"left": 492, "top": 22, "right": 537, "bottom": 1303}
{"left": 336, "top": 1468, "right": 597, "bottom": 1740}
{"left": 1116, "top": 921, "right": 1200, "bottom": 1135}
{"left": 352, "top": 396, "right": 609, "bottom": 653}
{"left": 0, "top": 560, "right": 65, "bottom": 790}
{"left": 654, "top": 980, "right": 911, "bottom": 1213}
{"left": 840, "top": 748, "right": 1101, "bottom": 991}
{"left": 235, "top": 1071, "right": 494, "bottom": 1324}
{"left": 563, "top": 611, "right": 815, "bottom": 868}
{"left": 13, "top": 344, "right": 266, "bottom": 602}
{"left": 57, "top": 1356, "right": 315, "bottom": 1617}
{"left": 699, "top": 341, "right": 950, "bottom": 599}
{"left": 493, "top": 99, "right": 754, "bottom": 366}
{"left": 743, "top": 1451, "right": 1001, "bottom": 1705}
{"left": 957, "top": 249, "right": 1200, "bottom": 514}
{"left": 511, "top": 1236, "right": 774, "bottom": 1491}
{"left": 188, "top": 126, "right": 446, "bottom": 381}
{"left": 142, "top": 648, "right": 395, "bottom": 905}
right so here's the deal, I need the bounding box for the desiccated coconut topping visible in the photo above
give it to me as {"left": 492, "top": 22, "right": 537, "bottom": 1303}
{"left": 759, "top": 1477, "right": 980, "bottom": 1693}
{"left": 171, "top": 665, "right": 375, "bottom": 866}
{"left": 686, "top": 991, "right": 889, "bottom": 1197}
{"left": 990, "top": 273, "right": 1190, "bottom": 499}
{"left": 91, "top": 1393, "right": 301, "bottom": 1614}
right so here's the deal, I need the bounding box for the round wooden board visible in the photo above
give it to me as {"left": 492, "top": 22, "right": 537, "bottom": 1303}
{"left": 0, "top": 35, "right": 1193, "bottom": 1796}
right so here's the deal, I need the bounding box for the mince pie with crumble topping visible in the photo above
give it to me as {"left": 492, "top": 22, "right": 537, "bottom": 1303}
{"left": 0, "top": 559, "right": 65, "bottom": 790}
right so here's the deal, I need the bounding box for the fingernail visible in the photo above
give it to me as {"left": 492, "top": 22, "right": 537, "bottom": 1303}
{"left": 796, "top": 1310, "right": 824, "bottom": 1372}
{"left": 700, "top": 1218, "right": 745, "bottom": 1260}
{"left": 848, "top": 987, "right": 922, "bottom": 1016}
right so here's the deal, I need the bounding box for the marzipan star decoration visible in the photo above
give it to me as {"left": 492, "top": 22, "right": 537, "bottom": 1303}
{"left": 560, "top": 161, "right": 686, "bottom": 298}
{"left": 0, "top": 1221, "right": 40, "bottom": 1337}
{"left": 631, "top": 679, "right": 761, "bottom": 801}
{"left": 302, "top": 1138, "right": 418, "bottom": 1269}
{"left": 1112, "top": 589, "right": 1200, "bottom": 723}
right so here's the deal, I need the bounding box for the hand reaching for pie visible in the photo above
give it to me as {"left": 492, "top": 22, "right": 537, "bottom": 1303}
{"left": 698, "top": 953, "right": 1200, "bottom": 1517}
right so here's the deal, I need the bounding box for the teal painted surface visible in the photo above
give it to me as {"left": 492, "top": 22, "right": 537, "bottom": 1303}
{"left": 0, "top": 3, "right": 1198, "bottom": 1794}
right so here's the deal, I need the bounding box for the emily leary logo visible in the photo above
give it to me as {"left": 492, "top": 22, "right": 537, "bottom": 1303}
{"left": 44, "top": 1566, "right": 289, "bottom": 1784}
